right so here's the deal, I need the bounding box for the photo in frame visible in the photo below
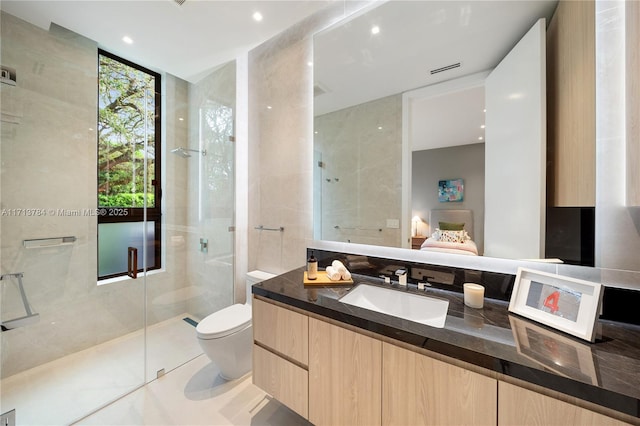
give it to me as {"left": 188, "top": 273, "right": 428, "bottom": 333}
{"left": 508, "top": 268, "right": 604, "bottom": 342}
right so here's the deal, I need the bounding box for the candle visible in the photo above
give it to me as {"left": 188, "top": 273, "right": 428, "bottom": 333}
{"left": 463, "top": 283, "right": 485, "bottom": 309}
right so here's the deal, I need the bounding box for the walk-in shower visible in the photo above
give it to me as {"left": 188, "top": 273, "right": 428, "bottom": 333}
{"left": 171, "top": 147, "right": 207, "bottom": 157}
{"left": 0, "top": 9, "right": 237, "bottom": 424}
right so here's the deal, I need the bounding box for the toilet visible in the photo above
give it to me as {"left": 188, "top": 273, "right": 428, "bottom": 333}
{"left": 196, "top": 270, "right": 276, "bottom": 380}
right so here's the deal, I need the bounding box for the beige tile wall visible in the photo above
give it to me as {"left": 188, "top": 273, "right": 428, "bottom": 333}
{"left": 247, "top": 1, "right": 372, "bottom": 274}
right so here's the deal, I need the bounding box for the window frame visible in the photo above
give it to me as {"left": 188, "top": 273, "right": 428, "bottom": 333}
{"left": 97, "top": 49, "right": 162, "bottom": 280}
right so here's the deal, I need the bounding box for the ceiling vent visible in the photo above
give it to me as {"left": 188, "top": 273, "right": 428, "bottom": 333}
{"left": 173, "top": 0, "right": 186, "bottom": 5}
{"left": 430, "top": 62, "right": 461, "bottom": 75}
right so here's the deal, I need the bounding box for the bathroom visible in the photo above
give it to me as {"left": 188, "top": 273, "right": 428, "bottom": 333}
{"left": 2, "top": 0, "right": 640, "bottom": 425}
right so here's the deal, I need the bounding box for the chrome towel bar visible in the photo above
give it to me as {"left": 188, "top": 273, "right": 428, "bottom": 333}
{"left": 23, "top": 236, "right": 76, "bottom": 248}
{"left": 334, "top": 225, "right": 382, "bottom": 232}
{"left": 254, "top": 225, "right": 284, "bottom": 232}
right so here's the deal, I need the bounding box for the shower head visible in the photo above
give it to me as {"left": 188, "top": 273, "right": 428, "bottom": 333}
{"left": 171, "top": 147, "right": 206, "bottom": 158}
{"left": 171, "top": 147, "right": 191, "bottom": 158}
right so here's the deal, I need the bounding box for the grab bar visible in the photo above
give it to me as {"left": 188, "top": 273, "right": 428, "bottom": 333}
{"left": 0, "top": 272, "right": 40, "bottom": 331}
{"left": 23, "top": 236, "right": 76, "bottom": 248}
{"left": 254, "top": 225, "right": 284, "bottom": 232}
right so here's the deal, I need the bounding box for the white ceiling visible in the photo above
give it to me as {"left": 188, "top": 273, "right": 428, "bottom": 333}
{"left": 3, "top": 0, "right": 558, "bottom": 151}
{"left": 1, "top": 0, "right": 333, "bottom": 82}
{"left": 313, "top": 0, "right": 558, "bottom": 151}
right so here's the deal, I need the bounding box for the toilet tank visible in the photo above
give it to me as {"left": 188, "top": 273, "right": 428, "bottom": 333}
{"left": 246, "top": 270, "right": 276, "bottom": 305}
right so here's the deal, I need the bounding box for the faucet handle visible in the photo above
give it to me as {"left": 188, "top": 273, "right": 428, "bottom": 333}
{"left": 379, "top": 274, "right": 391, "bottom": 284}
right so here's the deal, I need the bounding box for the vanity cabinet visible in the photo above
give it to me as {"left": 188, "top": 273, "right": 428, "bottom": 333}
{"left": 252, "top": 297, "right": 634, "bottom": 426}
{"left": 498, "top": 381, "right": 631, "bottom": 426}
{"left": 382, "top": 342, "right": 497, "bottom": 426}
{"left": 252, "top": 298, "right": 309, "bottom": 419}
{"left": 546, "top": 0, "right": 596, "bottom": 207}
{"left": 308, "top": 317, "right": 382, "bottom": 426}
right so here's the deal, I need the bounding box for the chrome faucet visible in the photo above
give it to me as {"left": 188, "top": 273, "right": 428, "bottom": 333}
{"left": 395, "top": 269, "right": 407, "bottom": 286}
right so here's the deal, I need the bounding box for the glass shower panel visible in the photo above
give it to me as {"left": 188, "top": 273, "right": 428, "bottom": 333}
{"left": 193, "top": 72, "right": 237, "bottom": 314}
{"left": 0, "top": 13, "right": 146, "bottom": 425}
{"left": 146, "top": 61, "right": 237, "bottom": 380}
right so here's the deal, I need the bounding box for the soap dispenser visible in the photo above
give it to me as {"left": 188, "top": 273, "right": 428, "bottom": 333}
{"left": 307, "top": 251, "right": 318, "bottom": 280}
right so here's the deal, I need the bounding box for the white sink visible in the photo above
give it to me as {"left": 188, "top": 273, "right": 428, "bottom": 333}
{"left": 339, "top": 284, "right": 449, "bottom": 328}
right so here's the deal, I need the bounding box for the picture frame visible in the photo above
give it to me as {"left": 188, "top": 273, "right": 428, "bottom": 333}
{"left": 509, "top": 315, "right": 600, "bottom": 385}
{"left": 508, "top": 268, "right": 604, "bottom": 342}
{"left": 438, "top": 178, "right": 464, "bottom": 202}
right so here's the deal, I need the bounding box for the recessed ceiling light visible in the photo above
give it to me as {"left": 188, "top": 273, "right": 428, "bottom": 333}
{"left": 480, "top": 124, "right": 485, "bottom": 129}
{"left": 122, "top": 36, "right": 133, "bottom": 44}
{"left": 371, "top": 25, "right": 380, "bottom": 35}
{"left": 253, "top": 12, "right": 263, "bottom": 22}
{"left": 378, "top": 126, "right": 383, "bottom": 130}
{"left": 483, "top": 109, "right": 487, "bottom": 113}
{"left": 267, "top": 105, "right": 272, "bottom": 110}
{"left": 178, "top": 117, "right": 184, "bottom": 121}
{"left": 307, "top": 61, "right": 313, "bottom": 67}
{"left": 479, "top": 136, "right": 484, "bottom": 141}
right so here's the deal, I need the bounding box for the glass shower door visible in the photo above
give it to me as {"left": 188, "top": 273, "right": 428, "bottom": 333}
{"left": 0, "top": 17, "right": 149, "bottom": 425}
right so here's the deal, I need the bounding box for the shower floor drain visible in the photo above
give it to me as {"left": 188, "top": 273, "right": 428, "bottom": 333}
{"left": 183, "top": 317, "right": 198, "bottom": 327}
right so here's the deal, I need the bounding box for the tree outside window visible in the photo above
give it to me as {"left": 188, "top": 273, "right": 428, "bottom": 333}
{"left": 97, "top": 50, "right": 161, "bottom": 280}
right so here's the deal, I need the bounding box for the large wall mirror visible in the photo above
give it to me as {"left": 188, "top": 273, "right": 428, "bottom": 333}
{"left": 313, "top": 0, "right": 640, "bottom": 274}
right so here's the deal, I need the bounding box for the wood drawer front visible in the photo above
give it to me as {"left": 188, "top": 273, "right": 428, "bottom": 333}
{"left": 382, "top": 342, "right": 497, "bottom": 426}
{"left": 309, "top": 318, "right": 382, "bottom": 426}
{"left": 252, "top": 298, "right": 309, "bottom": 366}
{"left": 252, "top": 344, "right": 309, "bottom": 419}
{"left": 498, "top": 381, "right": 631, "bottom": 426}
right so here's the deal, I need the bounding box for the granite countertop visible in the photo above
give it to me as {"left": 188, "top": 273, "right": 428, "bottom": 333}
{"left": 252, "top": 267, "right": 640, "bottom": 419}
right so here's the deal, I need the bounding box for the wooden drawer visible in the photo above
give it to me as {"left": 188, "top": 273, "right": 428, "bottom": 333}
{"left": 253, "top": 344, "right": 309, "bottom": 419}
{"left": 498, "top": 381, "right": 630, "bottom": 426}
{"left": 411, "top": 236, "right": 426, "bottom": 249}
{"left": 253, "top": 297, "right": 308, "bottom": 366}
{"left": 383, "top": 342, "right": 497, "bottom": 426}
{"left": 309, "top": 318, "right": 382, "bottom": 426}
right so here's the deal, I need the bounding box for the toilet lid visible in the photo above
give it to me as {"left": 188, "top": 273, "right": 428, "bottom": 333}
{"left": 196, "top": 304, "right": 251, "bottom": 339}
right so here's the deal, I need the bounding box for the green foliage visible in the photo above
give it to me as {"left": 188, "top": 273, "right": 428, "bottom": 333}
{"left": 98, "top": 54, "right": 156, "bottom": 204}
{"left": 98, "top": 193, "right": 155, "bottom": 208}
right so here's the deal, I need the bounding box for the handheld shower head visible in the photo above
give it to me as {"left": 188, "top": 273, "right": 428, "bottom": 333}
{"left": 171, "top": 147, "right": 192, "bottom": 158}
{"left": 171, "top": 147, "right": 206, "bottom": 158}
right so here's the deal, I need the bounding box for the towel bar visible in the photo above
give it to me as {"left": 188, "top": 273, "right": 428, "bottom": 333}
{"left": 23, "top": 236, "right": 76, "bottom": 248}
{"left": 254, "top": 225, "right": 284, "bottom": 232}
{"left": 334, "top": 225, "right": 383, "bottom": 232}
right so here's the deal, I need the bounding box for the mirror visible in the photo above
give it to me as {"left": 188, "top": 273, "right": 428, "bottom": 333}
{"left": 313, "top": 0, "right": 573, "bottom": 263}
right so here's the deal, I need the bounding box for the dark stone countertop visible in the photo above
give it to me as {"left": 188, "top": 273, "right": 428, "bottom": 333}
{"left": 252, "top": 267, "right": 640, "bottom": 420}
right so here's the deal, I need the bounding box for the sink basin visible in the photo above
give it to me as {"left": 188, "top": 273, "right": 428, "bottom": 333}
{"left": 338, "top": 284, "right": 449, "bottom": 328}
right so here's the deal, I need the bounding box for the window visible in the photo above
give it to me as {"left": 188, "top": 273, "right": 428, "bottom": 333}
{"left": 97, "top": 50, "right": 161, "bottom": 280}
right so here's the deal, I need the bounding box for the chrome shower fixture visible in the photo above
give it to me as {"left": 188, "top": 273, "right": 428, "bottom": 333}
{"left": 171, "top": 147, "right": 206, "bottom": 158}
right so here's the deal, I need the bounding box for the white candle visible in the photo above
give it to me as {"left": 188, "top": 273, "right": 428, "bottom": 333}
{"left": 463, "top": 283, "right": 485, "bottom": 309}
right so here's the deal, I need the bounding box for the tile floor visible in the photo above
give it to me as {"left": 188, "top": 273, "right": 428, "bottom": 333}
{"left": 75, "top": 354, "right": 310, "bottom": 426}
{"left": 1, "top": 315, "right": 307, "bottom": 425}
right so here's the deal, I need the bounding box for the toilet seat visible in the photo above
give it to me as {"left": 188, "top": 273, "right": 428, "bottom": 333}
{"left": 196, "top": 304, "right": 251, "bottom": 339}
